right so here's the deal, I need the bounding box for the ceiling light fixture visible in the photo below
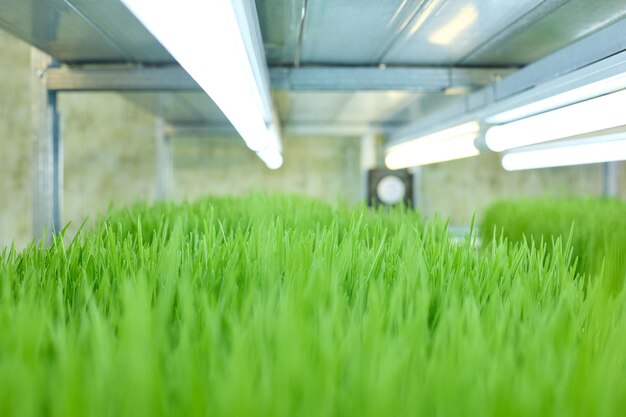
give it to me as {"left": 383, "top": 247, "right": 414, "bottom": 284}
{"left": 486, "top": 72, "right": 626, "bottom": 124}
{"left": 501, "top": 133, "right": 626, "bottom": 171}
{"left": 485, "top": 88, "right": 626, "bottom": 152}
{"left": 385, "top": 121, "right": 481, "bottom": 169}
{"left": 120, "top": 0, "right": 283, "bottom": 169}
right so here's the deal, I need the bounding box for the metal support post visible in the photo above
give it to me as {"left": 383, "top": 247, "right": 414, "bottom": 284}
{"left": 410, "top": 166, "right": 422, "bottom": 211}
{"left": 155, "top": 118, "right": 173, "bottom": 201}
{"left": 31, "top": 48, "right": 62, "bottom": 244}
{"left": 603, "top": 161, "right": 618, "bottom": 197}
{"left": 360, "top": 131, "right": 377, "bottom": 202}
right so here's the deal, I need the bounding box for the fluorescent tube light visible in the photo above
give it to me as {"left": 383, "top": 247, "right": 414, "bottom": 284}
{"left": 121, "top": 0, "right": 282, "bottom": 168}
{"left": 486, "top": 72, "right": 626, "bottom": 124}
{"left": 256, "top": 123, "right": 283, "bottom": 169}
{"left": 256, "top": 148, "right": 283, "bottom": 170}
{"left": 501, "top": 134, "right": 626, "bottom": 171}
{"left": 485, "top": 89, "right": 626, "bottom": 152}
{"left": 385, "top": 122, "right": 481, "bottom": 169}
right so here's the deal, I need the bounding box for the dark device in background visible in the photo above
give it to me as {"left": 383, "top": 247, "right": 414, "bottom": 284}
{"left": 367, "top": 169, "right": 414, "bottom": 208}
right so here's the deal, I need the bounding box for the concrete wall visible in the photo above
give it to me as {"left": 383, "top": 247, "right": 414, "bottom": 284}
{"left": 0, "top": 30, "right": 159, "bottom": 249}
{"left": 172, "top": 136, "right": 361, "bottom": 203}
{"left": 1, "top": 28, "right": 625, "bottom": 249}
{"left": 0, "top": 30, "right": 361, "bottom": 249}
{"left": 416, "top": 153, "right": 626, "bottom": 226}
{"left": 0, "top": 31, "right": 35, "bottom": 249}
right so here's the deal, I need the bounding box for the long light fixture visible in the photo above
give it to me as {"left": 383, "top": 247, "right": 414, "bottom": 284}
{"left": 256, "top": 149, "right": 283, "bottom": 170}
{"left": 256, "top": 123, "right": 283, "bottom": 169}
{"left": 501, "top": 133, "right": 626, "bottom": 171}
{"left": 385, "top": 121, "right": 481, "bottom": 169}
{"left": 486, "top": 72, "right": 626, "bottom": 124}
{"left": 121, "top": 0, "right": 283, "bottom": 169}
{"left": 485, "top": 88, "right": 626, "bottom": 152}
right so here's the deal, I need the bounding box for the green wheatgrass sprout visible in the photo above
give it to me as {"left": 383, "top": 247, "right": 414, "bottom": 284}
{"left": 482, "top": 197, "right": 626, "bottom": 293}
{"left": 0, "top": 194, "right": 625, "bottom": 417}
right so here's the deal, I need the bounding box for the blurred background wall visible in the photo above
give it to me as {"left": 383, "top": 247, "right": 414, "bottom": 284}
{"left": 1, "top": 28, "right": 624, "bottom": 249}
{"left": 416, "top": 153, "right": 626, "bottom": 225}
{"left": 0, "top": 30, "right": 361, "bottom": 249}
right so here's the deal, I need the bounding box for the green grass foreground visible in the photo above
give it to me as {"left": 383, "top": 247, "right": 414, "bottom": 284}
{"left": 1, "top": 195, "right": 625, "bottom": 417}
{"left": 482, "top": 197, "right": 626, "bottom": 292}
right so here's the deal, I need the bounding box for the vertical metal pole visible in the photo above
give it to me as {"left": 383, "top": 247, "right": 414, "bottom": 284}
{"left": 31, "top": 48, "right": 62, "bottom": 244}
{"left": 155, "top": 117, "right": 173, "bottom": 201}
{"left": 603, "top": 161, "right": 618, "bottom": 197}
{"left": 410, "top": 166, "right": 422, "bottom": 211}
{"left": 360, "top": 131, "right": 377, "bottom": 202}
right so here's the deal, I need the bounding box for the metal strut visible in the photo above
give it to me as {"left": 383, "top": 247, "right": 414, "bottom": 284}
{"left": 31, "top": 48, "right": 62, "bottom": 244}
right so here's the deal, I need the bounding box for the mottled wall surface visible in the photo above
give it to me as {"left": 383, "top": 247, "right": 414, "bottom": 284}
{"left": 0, "top": 32, "right": 33, "bottom": 249}
{"left": 60, "top": 92, "right": 157, "bottom": 234}
{"left": 0, "top": 30, "right": 361, "bottom": 248}
{"left": 417, "top": 152, "right": 625, "bottom": 226}
{"left": 1, "top": 28, "right": 625, "bottom": 248}
{"left": 173, "top": 136, "right": 361, "bottom": 204}
{"left": 0, "top": 30, "right": 158, "bottom": 249}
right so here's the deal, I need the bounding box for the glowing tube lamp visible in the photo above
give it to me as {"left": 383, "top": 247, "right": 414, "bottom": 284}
{"left": 485, "top": 89, "right": 626, "bottom": 152}
{"left": 385, "top": 122, "right": 481, "bottom": 169}
{"left": 501, "top": 134, "right": 626, "bottom": 171}
{"left": 486, "top": 72, "right": 626, "bottom": 124}
{"left": 121, "top": 0, "right": 283, "bottom": 169}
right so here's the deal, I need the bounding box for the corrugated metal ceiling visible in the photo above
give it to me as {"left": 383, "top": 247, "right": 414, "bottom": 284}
{"left": 0, "top": 0, "right": 625, "bottom": 133}
{"left": 0, "top": 0, "right": 172, "bottom": 63}
{"left": 257, "top": 0, "right": 626, "bottom": 67}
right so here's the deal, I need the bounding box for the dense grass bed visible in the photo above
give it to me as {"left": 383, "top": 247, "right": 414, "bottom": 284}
{"left": 482, "top": 197, "right": 626, "bottom": 292}
{"left": 1, "top": 195, "right": 626, "bottom": 417}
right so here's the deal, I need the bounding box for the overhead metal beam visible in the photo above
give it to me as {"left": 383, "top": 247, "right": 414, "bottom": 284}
{"left": 283, "top": 122, "right": 370, "bottom": 137}
{"left": 46, "top": 65, "right": 200, "bottom": 92}
{"left": 32, "top": 49, "right": 62, "bottom": 244}
{"left": 46, "top": 65, "right": 514, "bottom": 93}
{"left": 270, "top": 66, "right": 515, "bottom": 91}
{"left": 493, "top": 17, "right": 626, "bottom": 100}
{"left": 603, "top": 162, "right": 619, "bottom": 197}
{"left": 166, "top": 122, "right": 370, "bottom": 138}
{"left": 389, "top": 18, "right": 626, "bottom": 146}
{"left": 459, "top": 0, "right": 571, "bottom": 65}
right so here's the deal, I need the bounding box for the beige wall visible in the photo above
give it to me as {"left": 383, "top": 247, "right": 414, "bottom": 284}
{"left": 0, "top": 30, "right": 361, "bottom": 249}
{"left": 60, "top": 92, "right": 158, "bottom": 232}
{"left": 417, "top": 153, "right": 625, "bottom": 226}
{"left": 1, "top": 28, "right": 625, "bottom": 249}
{"left": 0, "top": 30, "right": 33, "bottom": 249}
{"left": 0, "top": 30, "right": 159, "bottom": 249}
{"left": 172, "top": 136, "right": 361, "bottom": 204}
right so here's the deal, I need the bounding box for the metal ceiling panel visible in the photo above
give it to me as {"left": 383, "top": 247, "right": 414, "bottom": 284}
{"left": 463, "top": 0, "right": 626, "bottom": 66}
{"left": 255, "top": 0, "right": 303, "bottom": 65}
{"left": 274, "top": 90, "right": 423, "bottom": 126}
{"left": 334, "top": 92, "right": 419, "bottom": 123}
{"left": 122, "top": 92, "right": 226, "bottom": 124}
{"left": 384, "top": 0, "right": 545, "bottom": 65}
{"left": 383, "top": 93, "right": 464, "bottom": 126}
{"left": 176, "top": 93, "right": 228, "bottom": 122}
{"left": 62, "top": 0, "right": 173, "bottom": 63}
{"left": 2, "top": 0, "right": 624, "bottom": 133}
{"left": 277, "top": 91, "right": 355, "bottom": 123}
{"left": 299, "top": 0, "right": 427, "bottom": 65}
{"left": 0, "top": 0, "right": 124, "bottom": 62}
{"left": 0, "top": 0, "right": 172, "bottom": 64}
